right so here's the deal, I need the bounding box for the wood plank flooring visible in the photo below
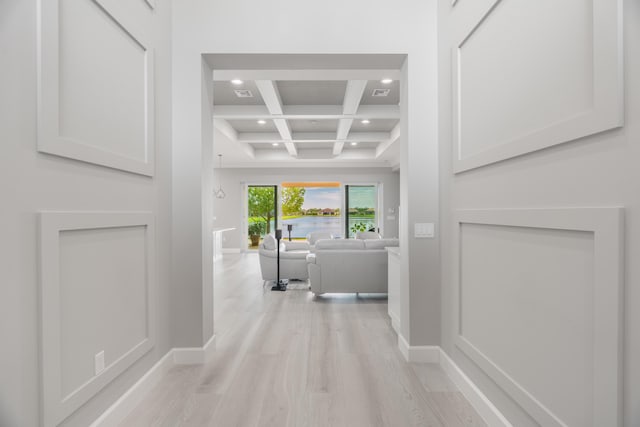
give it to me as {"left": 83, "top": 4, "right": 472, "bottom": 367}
{"left": 120, "top": 253, "right": 485, "bottom": 427}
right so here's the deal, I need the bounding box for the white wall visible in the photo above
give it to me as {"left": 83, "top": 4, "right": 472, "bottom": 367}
{"left": 0, "top": 1, "right": 173, "bottom": 425}
{"left": 214, "top": 167, "right": 400, "bottom": 249}
{"left": 172, "top": 0, "right": 440, "bottom": 346}
{"left": 439, "top": 0, "right": 637, "bottom": 425}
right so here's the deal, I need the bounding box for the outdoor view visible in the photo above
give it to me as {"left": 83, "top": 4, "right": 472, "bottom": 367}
{"left": 247, "top": 183, "right": 378, "bottom": 248}
{"left": 281, "top": 182, "right": 342, "bottom": 239}
{"left": 345, "top": 185, "right": 378, "bottom": 238}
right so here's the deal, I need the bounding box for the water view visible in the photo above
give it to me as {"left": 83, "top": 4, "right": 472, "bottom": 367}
{"left": 281, "top": 216, "right": 375, "bottom": 239}
{"left": 247, "top": 183, "right": 377, "bottom": 247}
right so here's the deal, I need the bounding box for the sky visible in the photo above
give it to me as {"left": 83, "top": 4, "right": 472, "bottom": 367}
{"left": 302, "top": 187, "right": 340, "bottom": 209}
{"left": 298, "top": 186, "right": 376, "bottom": 210}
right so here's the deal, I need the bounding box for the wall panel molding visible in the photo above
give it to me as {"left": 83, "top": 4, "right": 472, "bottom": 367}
{"left": 37, "top": 0, "right": 155, "bottom": 176}
{"left": 39, "top": 211, "right": 156, "bottom": 427}
{"left": 452, "top": 207, "right": 623, "bottom": 426}
{"left": 452, "top": 0, "right": 623, "bottom": 173}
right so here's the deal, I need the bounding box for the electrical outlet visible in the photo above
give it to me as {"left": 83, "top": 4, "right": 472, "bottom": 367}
{"left": 94, "top": 351, "right": 105, "bottom": 375}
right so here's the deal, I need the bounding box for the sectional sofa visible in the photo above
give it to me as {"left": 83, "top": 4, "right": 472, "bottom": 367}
{"left": 306, "top": 238, "right": 400, "bottom": 294}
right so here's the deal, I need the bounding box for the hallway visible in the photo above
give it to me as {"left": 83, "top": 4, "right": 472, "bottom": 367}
{"left": 120, "top": 253, "right": 485, "bottom": 426}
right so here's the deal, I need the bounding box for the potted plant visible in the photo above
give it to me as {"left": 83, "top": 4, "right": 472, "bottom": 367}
{"left": 248, "top": 221, "right": 265, "bottom": 247}
{"left": 350, "top": 221, "right": 373, "bottom": 236}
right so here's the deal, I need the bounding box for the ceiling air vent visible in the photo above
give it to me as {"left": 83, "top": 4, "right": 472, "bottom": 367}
{"left": 234, "top": 89, "right": 254, "bottom": 98}
{"left": 371, "top": 88, "right": 391, "bottom": 97}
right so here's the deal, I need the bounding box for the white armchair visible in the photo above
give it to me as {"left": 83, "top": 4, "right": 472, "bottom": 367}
{"left": 258, "top": 235, "right": 310, "bottom": 285}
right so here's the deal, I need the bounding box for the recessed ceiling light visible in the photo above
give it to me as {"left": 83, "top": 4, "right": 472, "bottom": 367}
{"left": 350, "top": 142, "right": 358, "bottom": 146}
{"left": 231, "top": 79, "right": 243, "bottom": 85}
{"left": 381, "top": 78, "right": 393, "bottom": 84}
{"left": 272, "top": 143, "right": 279, "bottom": 147}
{"left": 257, "top": 120, "right": 266, "bottom": 125}
{"left": 361, "top": 119, "right": 370, "bottom": 125}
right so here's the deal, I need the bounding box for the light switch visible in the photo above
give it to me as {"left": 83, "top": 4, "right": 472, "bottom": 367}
{"left": 415, "top": 222, "right": 435, "bottom": 238}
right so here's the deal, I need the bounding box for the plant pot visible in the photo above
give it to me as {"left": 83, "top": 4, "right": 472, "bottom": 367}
{"left": 250, "top": 234, "right": 260, "bottom": 246}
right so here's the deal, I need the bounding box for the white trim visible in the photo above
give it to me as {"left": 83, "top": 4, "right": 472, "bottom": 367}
{"left": 452, "top": 0, "right": 623, "bottom": 173}
{"left": 222, "top": 248, "right": 241, "bottom": 254}
{"left": 397, "top": 334, "right": 440, "bottom": 363}
{"left": 389, "top": 312, "right": 400, "bottom": 335}
{"left": 88, "top": 351, "right": 174, "bottom": 427}
{"left": 37, "top": 0, "right": 155, "bottom": 176}
{"left": 91, "top": 335, "right": 216, "bottom": 426}
{"left": 453, "top": 207, "right": 624, "bottom": 426}
{"left": 394, "top": 338, "right": 511, "bottom": 425}
{"left": 39, "top": 211, "right": 156, "bottom": 427}
{"left": 173, "top": 334, "right": 216, "bottom": 365}
{"left": 439, "top": 349, "right": 512, "bottom": 427}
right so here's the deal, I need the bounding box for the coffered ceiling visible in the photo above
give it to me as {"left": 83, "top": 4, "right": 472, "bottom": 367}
{"left": 208, "top": 54, "right": 405, "bottom": 168}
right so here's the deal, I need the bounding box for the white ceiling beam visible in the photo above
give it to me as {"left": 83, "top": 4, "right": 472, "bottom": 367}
{"left": 213, "top": 119, "right": 255, "bottom": 158}
{"left": 284, "top": 142, "right": 298, "bottom": 157}
{"left": 342, "top": 80, "right": 368, "bottom": 115}
{"left": 332, "top": 80, "right": 367, "bottom": 156}
{"left": 213, "top": 118, "right": 237, "bottom": 141}
{"left": 214, "top": 69, "right": 402, "bottom": 82}
{"left": 273, "top": 118, "right": 293, "bottom": 141}
{"left": 213, "top": 104, "right": 400, "bottom": 120}
{"left": 333, "top": 149, "right": 377, "bottom": 159}
{"left": 237, "top": 131, "right": 390, "bottom": 143}
{"left": 375, "top": 122, "right": 401, "bottom": 158}
{"left": 255, "top": 81, "right": 297, "bottom": 157}
{"left": 332, "top": 141, "right": 345, "bottom": 156}
{"left": 336, "top": 119, "right": 354, "bottom": 141}
{"left": 254, "top": 80, "right": 284, "bottom": 115}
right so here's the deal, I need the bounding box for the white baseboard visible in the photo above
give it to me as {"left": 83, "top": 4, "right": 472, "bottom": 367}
{"left": 389, "top": 313, "right": 400, "bottom": 335}
{"left": 91, "top": 334, "right": 216, "bottom": 426}
{"left": 173, "top": 334, "right": 216, "bottom": 365}
{"left": 222, "top": 248, "right": 241, "bottom": 254}
{"left": 439, "top": 349, "right": 512, "bottom": 426}
{"left": 89, "top": 350, "right": 175, "bottom": 427}
{"left": 395, "top": 337, "right": 510, "bottom": 426}
{"left": 397, "top": 334, "right": 440, "bottom": 363}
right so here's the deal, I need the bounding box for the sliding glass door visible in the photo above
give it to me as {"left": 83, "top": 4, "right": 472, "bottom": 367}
{"left": 247, "top": 185, "right": 277, "bottom": 249}
{"left": 345, "top": 185, "right": 378, "bottom": 238}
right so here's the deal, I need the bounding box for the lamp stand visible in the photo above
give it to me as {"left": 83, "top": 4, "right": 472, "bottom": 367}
{"left": 271, "top": 229, "right": 288, "bottom": 291}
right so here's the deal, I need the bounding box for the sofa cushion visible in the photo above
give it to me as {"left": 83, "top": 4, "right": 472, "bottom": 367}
{"left": 315, "top": 239, "right": 365, "bottom": 250}
{"left": 355, "top": 231, "right": 382, "bottom": 240}
{"left": 262, "top": 234, "right": 277, "bottom": 250}
{"left": 364, "top": 238, "right": 400, "bottom": 250}
{"left": 282, "top": 240, "right": 311, "bottom": 251}
{"left": 306, "top": 231, "right": 334, "bottom": 244}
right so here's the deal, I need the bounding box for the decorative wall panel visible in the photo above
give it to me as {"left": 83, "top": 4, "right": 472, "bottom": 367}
{"left": 452, "top": 0, "right": 622, "bottom": 173}
{"left": 38, "top": 0, "right": 155, "bottom": 176}
{"left": 40, "top": 212, "right": 156, "bottom": 427}
{"left": 452, "top": 208, "right": 623, "bottom": 426}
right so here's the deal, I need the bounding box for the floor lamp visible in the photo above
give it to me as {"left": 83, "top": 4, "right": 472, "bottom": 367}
{"left": 271, "top": 229, "right": 288, "bottom": 291}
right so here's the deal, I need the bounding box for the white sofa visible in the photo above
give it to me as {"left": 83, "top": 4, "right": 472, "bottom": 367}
{"left": 305, "top": 231, "right": 334, "bottom": 252}
{"left": 355, "top": 231, "right": 382, "bottom": 240}
{"left": 306, "top": 238, "right": 399, "bottom": 294}
{"left": 258, "top": 235, "right": 310, "bottom": 285}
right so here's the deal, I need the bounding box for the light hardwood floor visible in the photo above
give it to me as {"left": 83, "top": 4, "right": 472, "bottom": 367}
{"left": 120, "top": 253, "right": 486, "bottom": 427}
